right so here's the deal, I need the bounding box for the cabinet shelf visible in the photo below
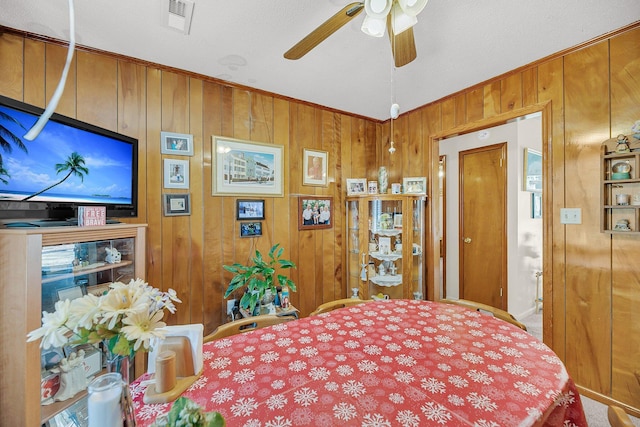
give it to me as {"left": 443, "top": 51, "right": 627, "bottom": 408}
{"left": 42, "top": 260, "right": 134, "bottom": 284}
{"left": 369, "top": 251, "right": 402, "bottom": 261}
{"left": 373, "top": 229, "right": 402, "bottom": 237}
{"left": 369, "top": 275, "right": 402, "bottom": 287}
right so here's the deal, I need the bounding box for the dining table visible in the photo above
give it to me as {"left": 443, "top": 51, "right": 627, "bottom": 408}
{"left": 130, "top": 299, "right": 588, "bottom": 426}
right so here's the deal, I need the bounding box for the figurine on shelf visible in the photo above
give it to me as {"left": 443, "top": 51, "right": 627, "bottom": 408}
{"left": 616, "top": 134, "right": 630, "bottom": 153}
{"left": 360, "top": 254, "right": 367, "bottom": 281}
{"left": 51, "top": 350, "right": 88, "bottom": 402}
{"left": 394, "top": 235, "right": 402, "bottom": 253}
{"left": 378, "top": 263, "right": 386, "bottom": 276}
{"left": 105, "top": 247, "right": 121, "bottom": 264}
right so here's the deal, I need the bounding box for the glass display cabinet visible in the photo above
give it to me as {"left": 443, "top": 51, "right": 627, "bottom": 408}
{"left": 346, "top": 195, "right": 426, "bottom": 300}
{"left": 0, "top": 223, "right": 146, "bottom": 426}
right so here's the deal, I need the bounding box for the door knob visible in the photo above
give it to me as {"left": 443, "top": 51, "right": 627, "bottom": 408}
{"left": 463, "top": 237, "right": 472, "bottom": 243}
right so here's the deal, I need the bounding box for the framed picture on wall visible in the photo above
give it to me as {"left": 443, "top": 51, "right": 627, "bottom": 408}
{"left": 163, "top": 159, "right": 189, "bottom": 189}
{"left": 524, "top": 148, "right": 542, "bottom": 192}
{"left": 240, "top": 221, "right": 262, "bottom": 237}
{"left": 163, "top": 193, "right": 191, "bottom": 216}
{"left": 161, "top": 131, "right": 194, "bottom": 156}
{"left": 212, "top": 136, "right": 284, "bottom": 196}
{"left": 298, "top": 196, "right": 333, "bottom": 230}
{"left": 302, "top": 149, "right": 328, "bottom": 186}
{"left": 531, "top": 192, "right": 542, "bottom": 219}
{"left": 236, "top": 199, "right": 265, "bottom": 220}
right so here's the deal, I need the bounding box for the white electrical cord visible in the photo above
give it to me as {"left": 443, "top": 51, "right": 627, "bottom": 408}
{"left": 24, "top": 0, "right": 75, "bottom": 141}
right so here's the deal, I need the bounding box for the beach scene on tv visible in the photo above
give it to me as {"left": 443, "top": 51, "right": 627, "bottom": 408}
{"left": 0, "top": 105, "right": 135, "bottom": 205}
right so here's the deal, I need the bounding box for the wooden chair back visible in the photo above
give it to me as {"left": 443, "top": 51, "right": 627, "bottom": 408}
{"left": 204, "top": 314, "right": 296, "bottom": 342}
{"left": 440, "top": 298, "right": 527, "bottom": 331}
{"left": 608, "top": 405, "right": 635, "bottom": 427}
{"left": 309, "top": 298, "right": 370, "bottom": 316}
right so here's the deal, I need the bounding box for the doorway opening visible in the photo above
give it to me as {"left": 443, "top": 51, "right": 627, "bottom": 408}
{"left": 428, "top": 103, "right": 550, "bottom": 343}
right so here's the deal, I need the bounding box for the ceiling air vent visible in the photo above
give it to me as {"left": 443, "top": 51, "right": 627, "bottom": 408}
{"left": 163, "top": 0, "right": 195, "bottom": 35}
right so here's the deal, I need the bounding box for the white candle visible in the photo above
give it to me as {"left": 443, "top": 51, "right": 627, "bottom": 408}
{"left": 88, "top": 373, "right": 123, "bottom": 427}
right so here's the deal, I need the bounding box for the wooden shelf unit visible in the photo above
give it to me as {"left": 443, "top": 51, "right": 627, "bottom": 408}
{"left": 0, "top": 223, "right": 146, "bottom": 426}
{"left": 601, "top": 136, "right": 640, "bottom": 234}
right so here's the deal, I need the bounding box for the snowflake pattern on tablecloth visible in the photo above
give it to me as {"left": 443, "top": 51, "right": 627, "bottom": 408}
{"left": 131, "top": 300, "right": 587, "bottom": 427}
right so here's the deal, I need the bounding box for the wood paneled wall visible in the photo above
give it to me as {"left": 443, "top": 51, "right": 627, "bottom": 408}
{"left": 1, "top": 22, "right": 639, "bottom": 414}
{"left": 0, "top": 31, "right": 379, "bottom": 336}
{"left": 407, "top": 25, "right": 640, "bottom": 415}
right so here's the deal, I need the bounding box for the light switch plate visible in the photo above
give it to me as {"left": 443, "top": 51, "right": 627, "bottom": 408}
{"left": 560, "top": 208, "right": 581, "bottom": 224}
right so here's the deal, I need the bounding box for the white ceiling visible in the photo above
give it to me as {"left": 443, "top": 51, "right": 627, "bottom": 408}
{"left": 1, "top": 0, "right": 639, "bottom": 120}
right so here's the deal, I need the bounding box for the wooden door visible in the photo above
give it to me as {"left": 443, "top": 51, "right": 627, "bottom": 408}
{"left": 458, "top": 143, "right": 507, "bottom": 309}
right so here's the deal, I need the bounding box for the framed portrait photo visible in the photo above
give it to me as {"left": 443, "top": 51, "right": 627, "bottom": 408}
{"left": 164, "top": 158, "right": 190, "bottom": 189}
{"left": 236, "top": 199, "right": 265, "bottom": 220}
{"left": 163, "top": 193, "right": 191, "bottom": 216}
{"left": 299, "top": 196, "right": 333, "bottom": 230}
{"left": 346, "top": 178, "right": 367, "bottom": 196}
{"left": 303, "top": 149, "right": 328, "bottom": 186}
{"left": 403, "top": 177, "right": 427, "bottom": 195}
{"left": 161, "top": 131, "right": 194, "bottom": 156}
{"left": 212, "top": 136, "right": 283, "bottom": 196}
{"left": 240, "top": 221, "right": 262, "bottom": 237}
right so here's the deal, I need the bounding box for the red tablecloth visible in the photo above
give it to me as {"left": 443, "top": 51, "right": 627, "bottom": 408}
{"left": 131, "top": 299, "right": 587, "bottom": 426}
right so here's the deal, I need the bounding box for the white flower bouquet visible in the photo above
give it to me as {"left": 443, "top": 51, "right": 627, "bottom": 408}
{"left": 27, "top": 278, "right": 181, "bottom": 357}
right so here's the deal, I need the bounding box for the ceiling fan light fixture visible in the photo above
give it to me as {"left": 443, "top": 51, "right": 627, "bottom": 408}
{"left": 397, "top": 0, "right": 428, "bottom": 17}
{"left": 364, "top": 0, "right": 393, "bottom": 19}
{"left": 361, "top": 15, "right": 387, "bottom": 37}
{"left": 391, "top": 2, "right": 417, "bottom": 34}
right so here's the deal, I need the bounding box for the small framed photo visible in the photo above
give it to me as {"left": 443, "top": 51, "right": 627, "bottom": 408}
{"left": 164, "top": 159, "right": 190, "bottom": 189}
{"left": 303, "top": 149, "right": 328, "bottom": 186}
{"left": 163, "top": 193, "right": 191, "bottom": 216}
{"left": 57, "top": 286, "right": 84, "bottom": 302}
{"left": 368, "top": 181, "right": 378, "bottom": 194}
{"left": 299, "top": 196, "right": 333, "bottom": 230}
{"left": 161, "top": 131, "right": 194, "bottom": 156}
{"left": 347, "top": 178, "right": 367, "bottom": 196}
{"left": 531, "top": 192, "right": 542, "bottom": 219}
{"left": 524, "top": 148, "right": 542, "bottom": 192}
{"left": 403, "top": 177, "right": 427, "bottom": 195}
{"left": 240, "top": 221, "right": 262, "bottom": 237}
{"left": 237, "top": 199, "right": 265, "bottom": 220}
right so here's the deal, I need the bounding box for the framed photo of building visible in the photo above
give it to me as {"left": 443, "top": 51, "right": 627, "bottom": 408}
{"left": 303, "top": 149, "right": 328, "bottom": 186}
{"left": 299, "top": 196, "right": 333, "bottom": 230}
{"left": 163, "top": 193, "right": 191, "bottom": 216}
{"left": 212, "top": 136, "right": 283, "bottom": 196}
{"left": 161, "top": 131, "right": 194, "bottom": 156}
{"left": 163, "top": 159, "right": 189, "bottom": 189}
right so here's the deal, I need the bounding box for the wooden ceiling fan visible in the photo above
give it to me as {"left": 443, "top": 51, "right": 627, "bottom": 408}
{"left": 284, "top": 1, "right": 422, "bottom": 68}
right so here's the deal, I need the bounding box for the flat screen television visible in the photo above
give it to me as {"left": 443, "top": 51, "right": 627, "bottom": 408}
{"left": 0, "top": 95, "right": 138, "bottom": 225}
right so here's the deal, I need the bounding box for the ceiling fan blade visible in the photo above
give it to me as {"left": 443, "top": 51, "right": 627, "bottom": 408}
{"left": 389, "top": 26, "right": 417, "bottom": 67}
{"left": 284, "top": 2, "right": 364, "bottom": 60}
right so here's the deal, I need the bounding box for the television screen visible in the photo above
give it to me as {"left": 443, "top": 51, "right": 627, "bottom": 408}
{"left": 0, "top": 95, "right": 138, "bottom": 223}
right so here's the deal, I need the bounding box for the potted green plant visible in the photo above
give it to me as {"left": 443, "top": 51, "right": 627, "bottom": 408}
{"left": 223, "top": 243, "right": 296, "bottom": 316}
